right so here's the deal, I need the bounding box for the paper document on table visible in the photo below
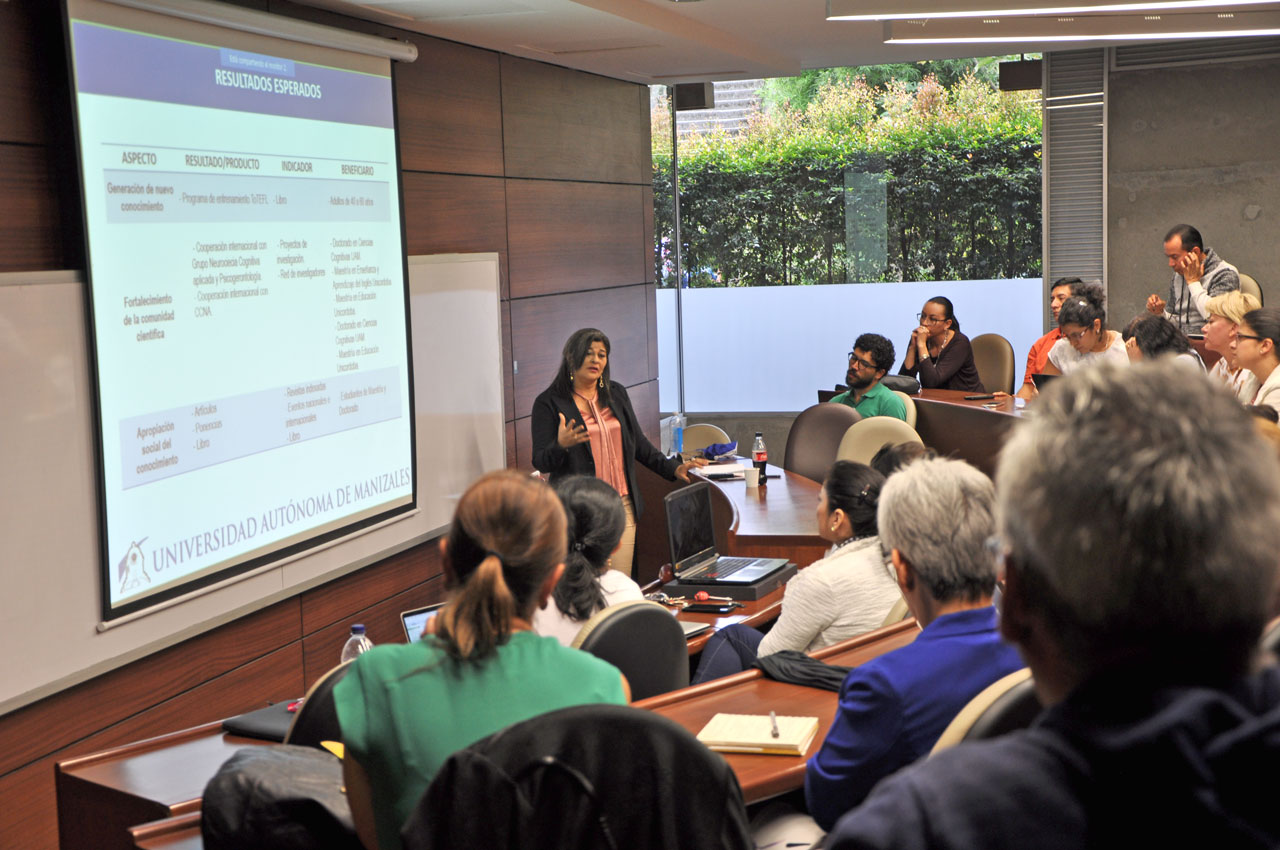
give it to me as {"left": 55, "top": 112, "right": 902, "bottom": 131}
{"left": 696, "top": 712, "right": 820, "bottom": 756}
{"left": 694, "top": 463, "right": 745, "bottom": 480}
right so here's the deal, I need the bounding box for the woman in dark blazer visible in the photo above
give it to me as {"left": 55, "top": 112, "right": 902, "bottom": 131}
{"left": 532, "top": 328, "right": 703, "bottom": 577}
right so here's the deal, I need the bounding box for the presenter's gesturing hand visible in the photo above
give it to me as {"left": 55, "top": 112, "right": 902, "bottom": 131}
{"left": 557, "top": 412, "right": 590, "bottom": 449}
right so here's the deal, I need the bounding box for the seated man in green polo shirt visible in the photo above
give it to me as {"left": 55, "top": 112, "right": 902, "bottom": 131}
{"left": 830, "top": 333, "right": 908, "bottom": 421}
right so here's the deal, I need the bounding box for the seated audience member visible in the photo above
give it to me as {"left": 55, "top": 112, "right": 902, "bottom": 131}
{"left": 532, "top": 475, "right": 643, "bottom": 646}
{"left": 1146, "top": 223, "right": 1241, "bottom": 335}
{"left": 831, "top": 334, "right": 908, "bottom": 421}
{"left": 1042, "top": 284, "right": 1127, "bottom": 375}
{"left": 1121, "top": 314, "right": 1204, "bottom": 371}
{"left": 691, "top": 462, "right": 900, "bottom": 683}
{"left": 1234, "top": 307, "right": 1280, "bottom": 416}
{"left": 898, "top": 296, "right": 985, "bottom": 392}
{"left": 827, "top": 361, "right": 1280, "bottom": 849}
{"left": 1203, "top": 290, "right": 1262, "bottom": 401}
{"left": 335, "top": 470, "right": 628, "bottom": 850}
{"left": 1003, "top": 276, "right": 1081, "bottom": 400}
{"left": 869, "top": 441, "right": 934, "bottom": 479}
{"left": 804, "top": 457, "right": 1023, "bottom": 831}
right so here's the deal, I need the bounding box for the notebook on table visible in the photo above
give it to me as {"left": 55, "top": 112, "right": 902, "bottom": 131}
{"left": 664, "top": 481, "right": 789, "bottom": 585}
{"left": 696, "top": 712, "right": 821, "bottom": 756}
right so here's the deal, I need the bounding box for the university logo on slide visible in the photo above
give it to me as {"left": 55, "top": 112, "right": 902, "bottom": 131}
{"left": 117, "top": 538, "right": 151, "bottom": 594}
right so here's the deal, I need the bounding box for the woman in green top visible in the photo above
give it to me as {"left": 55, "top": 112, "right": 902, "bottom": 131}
{"left": 335, "top": 470, "right": 629, "bottom": 850}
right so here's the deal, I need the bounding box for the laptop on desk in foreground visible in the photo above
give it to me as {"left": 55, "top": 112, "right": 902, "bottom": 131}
{"left": 663, "top": 481, "right": 796, "bottom": 601}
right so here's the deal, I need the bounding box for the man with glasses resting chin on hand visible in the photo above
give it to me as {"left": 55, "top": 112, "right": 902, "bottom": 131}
{"left": 830, "top": 333, "right": 908, "bottom": 422}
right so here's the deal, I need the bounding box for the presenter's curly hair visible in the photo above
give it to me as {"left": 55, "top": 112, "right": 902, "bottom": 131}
{"left": 551, "top": 476, "right": 626, "bottom": 621}
{"left": 433, "top": 470, "right": 567, "bottom": 662}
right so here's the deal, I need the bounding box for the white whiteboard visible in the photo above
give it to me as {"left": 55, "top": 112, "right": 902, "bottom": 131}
{"left": 0, "top": 254, "right": 504, "bottom": 714}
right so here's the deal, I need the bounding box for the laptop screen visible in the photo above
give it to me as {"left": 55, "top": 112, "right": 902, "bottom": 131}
{"left": 665, "top": 482, "right": 718, "bottom": 569}
{"left": 401, "top": 602, "right": 444, "bottom": 643}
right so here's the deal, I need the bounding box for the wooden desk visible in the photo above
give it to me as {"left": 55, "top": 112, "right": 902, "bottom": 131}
{"left": 635, "top": 619, "right": 919, "bottom": 804}
{"left": 129, "top": 813, "right": 203, "bottom": 850}
{"left": 913, "top": 389, "right": 1023, "bottom": 478}
{"left": 55, "top": 723, "right": 270, "bottom": 850}
{"left": 673, "top": 585, "right": 785, "bottom": 655}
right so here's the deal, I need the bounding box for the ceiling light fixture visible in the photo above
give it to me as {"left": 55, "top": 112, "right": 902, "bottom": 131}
{"left": 828, "top": 0, "right": 1280, "bottom": 21}
{"left": 882, "top": 8, "right": 1280, "bottom": 41}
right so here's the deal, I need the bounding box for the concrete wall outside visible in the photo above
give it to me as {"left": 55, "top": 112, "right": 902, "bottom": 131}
{"left": 1108, "top": 58, "right": 1280, "bottom": 326}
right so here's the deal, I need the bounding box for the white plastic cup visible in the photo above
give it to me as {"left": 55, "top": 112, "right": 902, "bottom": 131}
{"left": 744, "top": 467, "right": 761, "bottom": 488}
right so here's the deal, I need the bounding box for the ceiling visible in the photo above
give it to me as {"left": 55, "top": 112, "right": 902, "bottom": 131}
{"left": 289, "top": 0, "right": 1258, "bottom": 84}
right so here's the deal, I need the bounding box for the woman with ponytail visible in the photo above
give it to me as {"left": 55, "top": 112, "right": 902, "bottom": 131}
{"left": 334, "top": 470, "right": 628, "bottom": 850}
{"left": 533, "top": 475, "right": 644, "bottom": 646}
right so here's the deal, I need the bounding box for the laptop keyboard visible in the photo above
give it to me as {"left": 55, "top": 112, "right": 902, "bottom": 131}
{"left": 682, "top": 556, "right": 753, "bottom": 579}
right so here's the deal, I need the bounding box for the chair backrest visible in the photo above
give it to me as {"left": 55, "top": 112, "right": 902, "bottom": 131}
{"left": 283, "top": 660, "right": 353, "bottom": 749}
{"left": 682, "top": 423, "right": 732, "bottom": 454}
{"left": 891, "top": 390, "right": 917, "bottom": 428}
{"left": 969, "top": 333, "right": 1015, "bottom": 396}
{"left": 931, "top": 668, "right": 1039, "bottom": 754}
{"left": 878, "top": 595, "right": 910, "bottom": 628}
{"left": 835, "top": 417, "right": 923, "bottom": 466}
{"left": 571, "top": 600, "right": 689, "bottom": 700}
{"left": 1240, "top": 272, "right": 1264, "bottom": 306}
{"left": 403, "top": 703, "right": 752, "bottom": 850}
{"left": 783, "top": 403, "right": 862, "bottom": 483}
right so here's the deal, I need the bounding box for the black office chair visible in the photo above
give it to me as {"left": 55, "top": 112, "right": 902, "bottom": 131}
{"left": 571, "top": 601, "right": 689, "bottom": 700}
{"left": 783, "top": 403, "right": 862, "bottom": 483}
{"left": 283, "top": 660, "right": 352, "bottom": 749}
{"left": 931, "top": 668, "right": 1041, "bottom": 753}
{"left": 401, "top": 703, "right": 752, "bottom": 850}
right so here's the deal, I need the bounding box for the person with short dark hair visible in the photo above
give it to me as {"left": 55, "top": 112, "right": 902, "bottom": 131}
{"left": 1122, "top": 314, "right": 1203, "bottom": 371}
{"left": 1234, "top": 307, "right": 1280, "bottom": 416}
{"left": 831, "top": 333, "right": 908, "bottom": 421}
{"left": 1146, "top": 224, "right": 1240, "bottom": 335}
{"left": 804, "top": 457, "right": 1023, "bottom": 831}
{"left": 868, "top": 441, "right": 934, "bottom": 478}
{"left": 1041, "top": 284, "right": 1127, "bottom": 375}
{"left": 532, "top": 475, "right": 643, "bottom": 646}
{"left": 827, "top": 361, "right": 1280, "bottom": 849}
{"left": 897, "top": 297, "right": 985, "bottom": 392}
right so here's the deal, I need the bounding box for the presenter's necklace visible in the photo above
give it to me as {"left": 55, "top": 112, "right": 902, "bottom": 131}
{"left": 929, "top": 330, "right": 954, "bottom": 362}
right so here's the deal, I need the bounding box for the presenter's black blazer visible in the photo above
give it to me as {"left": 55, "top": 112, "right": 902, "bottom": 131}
{"left": 531, "top": 381, "right": 678, "bottom": 519}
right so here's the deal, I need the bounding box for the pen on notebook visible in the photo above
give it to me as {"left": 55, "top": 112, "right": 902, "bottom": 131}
{"left": 770, "top": 710, "right": 780, "bottom": 738}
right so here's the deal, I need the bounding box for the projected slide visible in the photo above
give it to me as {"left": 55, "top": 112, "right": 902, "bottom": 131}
{"left": 68, "top": 8, "right": 413, "bottom": 615}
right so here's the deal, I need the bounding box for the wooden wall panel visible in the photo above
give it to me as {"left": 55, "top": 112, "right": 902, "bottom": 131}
{"left": 396, "top": 37, "right": 503, "bottom": 177}
{"left": 628, "top": 379, "right": 661, "bottom": 447}
{"left": 502, "top": 300, "right": 514, "bottom": 419}
{"left": 0, "top": 1, "right": 62, "bottom": 146}
{"left": 509, "top": 284, "right": 651, "bottom": 414}
{"left": 401, "top": 172, "right": 508, "bottom": 297}
{"left": 298, "top": 541, "right": 442, "bottom": 636}
{"left": 501, "top": 56, "right": 647, "bottom": 185}
{"left": 507, "top": 180, "right": 646, "bottom": 298}
{"left": 645, "top": 283, "right": 659, "bottom": 383}
{"left": 0, "top": 759, "right": 58, "bottom": 850}
{"left": 506, "top": 420, "right": 518, "bottom": 469}
{"left": 0, "top": 145, "right": 80, "bottom": 274}
{"left": 0, "top": 601, "right": 299, "bottom": 778}
{"left": 642, "top": 185, "right": 656, "bottom": 284}
{"left": 514, "top": 415, "right": 533, "bottom": 472}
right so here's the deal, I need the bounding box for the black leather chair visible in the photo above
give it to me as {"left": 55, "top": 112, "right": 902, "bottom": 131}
{"left": 401, "top": 703, "right": 752, "bottom": 850}
{"left": 283, "top": 660, "right": 353, "bottom": 749}
{"left": 783, "top": 403, "right": 861, "bottom": 483}
{"left": 931, "top": 668, "right": 1041, "bottom": 753}
{"left": 571, "top": 600, "right": 689, "bottom": 700}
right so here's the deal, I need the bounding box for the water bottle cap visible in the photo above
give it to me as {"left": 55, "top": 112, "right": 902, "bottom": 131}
{"left": 350, "top": 624, "right": 366, "bottom": 634}
{"left": 755, "top": 431, "right": 763, "bottom": 437}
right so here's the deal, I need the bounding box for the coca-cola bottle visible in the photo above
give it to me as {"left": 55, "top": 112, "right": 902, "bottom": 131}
{"left": 751, "top": 432, "right": 768, "bottom": 482}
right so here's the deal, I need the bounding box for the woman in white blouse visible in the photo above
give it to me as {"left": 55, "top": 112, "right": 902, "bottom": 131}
{"left": 691, "top": 461, "right": 901, "bottom": 683}
{"left": 1042, "top": 284, "right": 1128, "bottom": 375}
{"left": 532, "top": 475, "right": 643, "bottom": 646}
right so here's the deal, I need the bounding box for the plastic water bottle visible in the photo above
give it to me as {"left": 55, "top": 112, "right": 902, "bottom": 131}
{"left": 340, "top": 624, "right": 374, "bottom": 663}
{"left": 672, "top": 411, "right": 686, "bottom": 455}
{"left": 752, "top": 432, "right": 768, "bottom": 480}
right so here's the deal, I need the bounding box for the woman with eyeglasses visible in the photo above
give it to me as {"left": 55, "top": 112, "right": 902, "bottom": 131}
{"left": 897, "top": 296, "right": 984, "bottom": 392}
{"left": 1041, "top": 284, "right": 1128, "bottom": 376}
{"left": 1233, "top": 307, "right": 1280, "bottom": 415}
{"left": 1202, "top": 290, "right": 1262, "bottom": 402}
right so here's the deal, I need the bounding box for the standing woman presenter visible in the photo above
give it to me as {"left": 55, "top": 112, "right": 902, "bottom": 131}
{"left": 532, "top": 328, "right": 704, "bottom": 577}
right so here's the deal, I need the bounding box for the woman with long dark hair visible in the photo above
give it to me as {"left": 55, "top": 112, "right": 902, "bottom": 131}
{"left": 897, "top": 296, "right": 984, "bottom": 392}
{"left": 533, "top": 475, "right": 643, "bottom": 646}
{"left": 531, "top": 327, "right": 704, "bottom": 577}
{"left": 334, "top": 471, "right": 628, "bottom": 850}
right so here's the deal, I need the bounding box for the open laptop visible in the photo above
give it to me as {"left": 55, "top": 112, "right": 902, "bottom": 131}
{"left": 664, "top": 482, "right": 789, "bottom": 584}
{"left": 401, "top": 602, "right": 445, "bottom": 643}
